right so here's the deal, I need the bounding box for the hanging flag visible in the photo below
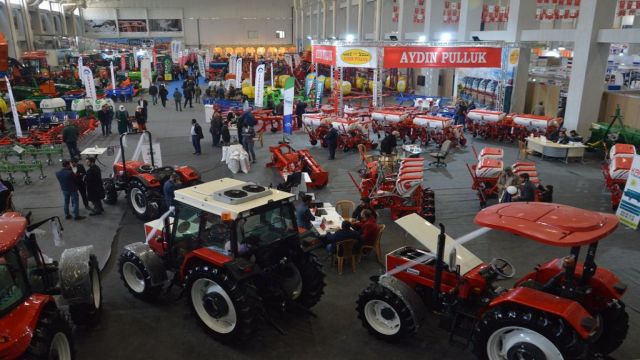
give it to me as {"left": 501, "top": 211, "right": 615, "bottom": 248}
{"left": 109, "top": 62, "right": 116, "bottom": 89}
{"left": 235, "top": 57, "right": 243, "bottom": 88}
{"left": 81, "top": 66, "right": 97, "bottom": 103}
{"left": 163, "top": 57, "right": 173, "bottom": 81}
{"left": 305, "top": 73, "right": 316, "bottom": 98}
{"left": 229, "top": 55, "right": 236, "bottom": 75}
{"left": 249, "top": 62, "right": 253, "bottom": 84}
{"left": 283, "top": 77, "right": 295, "bottom": 135}
{"left": 254, "top": 64, "right": 266, "bottom": 108}
{"left": 205, "top": 49, "right": 211, "bottom": 80}
{"left": 141, "top": 56, "right": 151, "bottom": 89}
{"left": 270, "top": 62, "right": 274, "bottom": 89}
{"left": 134, "top": 49, "right": 139, "bottom": 70}
{"left": 4, "top": 76, "right": 23, "bottom": 138}
{"left": 170, "top": 40, "right": 182, "bottom": 63}
{"left": 78, "top": 56, "right": 85, "bottom": 86}
{"left": 315, "top": 75, "right": 325, "bottom": 108}
{"left": 372, "top": 70, "right": 378, "bottom": 107}
{"left": 197, "top": 54, "right": 205, "bottom": 77}
{"left": 284, "top": 54, "right": 293, "bottom": 71}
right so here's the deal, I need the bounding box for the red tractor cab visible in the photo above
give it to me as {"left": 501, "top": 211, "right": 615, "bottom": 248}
{"left": 102, "top": 131, "right": 201, "bottom": 220}
{"left": 357, "top": 202, "right": 628, "bottom": 359}
{"left": 0, "top": 213, "right": 102, "bottom": 360}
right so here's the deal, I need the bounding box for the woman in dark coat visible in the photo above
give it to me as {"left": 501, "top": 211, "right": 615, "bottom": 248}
{"left": 84, "top": 157, "right": 105, "bottom": 215}
{"left": 135, "top": 106, "right": 146, "bottom": 131}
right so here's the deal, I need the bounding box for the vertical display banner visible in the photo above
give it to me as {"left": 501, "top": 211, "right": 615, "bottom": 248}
{"left": 249, "top": 62, "right": 253, "bottom": 84}
{"left": 163, "top": 57, "right": 173, "bottom": 81}
{"left": 120, "top": 54, "right": 126, "bottom": 71}
{"left": 617, "top": 155, "right": 640, "bottom": 230}
{"left": 235, "top": 57, "right": 243, "bottom": 88}
{"left": 270, "top": 62, "right": 274, "bottom": 89}
{"left": 229, "top": 55, "right": 237, "bottom": 75}
{"left": 254, "top": 64, "right": 266, "bottom": 108}
{"left": 205, "top": 49, "right": 211, "bottom": 72}
{"left": 283, "top": 77, "right": 295, "bottom": 135}
{"left": 305, "top": 73, "right": 316, "bottom": 98}
{"left": 372, "top": 69, "right": 378, "bottom": 107}
{"left": 134, "top": 49, "right": 139, "bottom": 70}
{"left": 197, "top": 54, "right": 206, "bottom": 78}
{"left": 170, "top": 40, "right": 182, "bottom": 63}
{"left": 152, "top": 48, "right": 157, "bottom": 69}
{"left": 315, "top": 75, "right": 325, "bottom": 108}
{"left": 81, "top": 67, "right": 97, "bottom": 103}
{"left": 109, "top": 62, "right": 116, "bottom": 89}
{"left": 284, "top": 54, "right": 293, "bottom": 71}
{"left": 4, "top": 76, "right": 23, "bottom": 137}
{"left": 294, "top": 53, "right": 301, "bottom": 69}
{"left": 141, "top": 56, "right": 152, "bottom": 89}
{"left": 78, "top": 56, "right": 85, "bottom": 85}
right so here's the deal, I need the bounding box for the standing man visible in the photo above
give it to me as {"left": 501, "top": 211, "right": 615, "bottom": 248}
{"left": 148, "top": 83, "right": 159, "bottom": 105}
{"left": 183, "top": 81, "right": 194, "bottom": 108}
{"left": 134, "top": 106, "right": 146, "bottom": 132}
{"left": 163, "top": 173, "right": 180, "bottom": 209}
{"left": 55, "top": 160, "right": 85, "bottom": 221}
{"left": 514, "top": 173, "right": 536, "bottom": 202}
{"left": 173, "top": 88, "right": 183, "bottom": 112}
{"left": 209, "top": 111, "right": 223, "bottom": 147}
{"left": 62, "top": 120, "right": 81, "bottom": 159}
{"left": 295, "top": 100, "right": 307, "bottom": 130}
{"left": 85, "top": 157, "right": 105, "bottom": 216}
{"left": 97, "top": 104, "right": 111, "bottom": 136}
{"left": 274, "top": 99, "right": 284, "bottom": 116}
{"left": 194, "top": 86, "right": 202, "bottom": 104}
{"left": 191, "top": 119, "right": 203, "bottom": 155}
{"left": 325, "top": 126, "right": 338, "bottom": 160}
{"left": 138, "top": 96, "right": 149, "bottom": 123}
{"left": 70, "top": 158, "right": 91, "bottom": 211}
{"left": 159, "top": 84, "right": 169, "bottom": 108}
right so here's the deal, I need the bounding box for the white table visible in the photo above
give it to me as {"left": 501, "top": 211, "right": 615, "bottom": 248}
{"left": 81, "top": 147, "right": 108, "bottom": 156}
{"left": 526, "top": 136, "right": 586, "bottom": 163}
{"left": 311, "top": 203, "right": 344, "bottom": 236}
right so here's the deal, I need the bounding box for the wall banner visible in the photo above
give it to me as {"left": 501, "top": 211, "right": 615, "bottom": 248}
{"left": 336, "top": 47, "right": 378, "bottom": 68}
{"left": 617, "top": 155, "right": 640, "bottom": 230}
{"left": 311, "top": 45, "right": 336, "bottom": 66}
{"left": 383, "top": 46, "right": 503, "bottom": 68}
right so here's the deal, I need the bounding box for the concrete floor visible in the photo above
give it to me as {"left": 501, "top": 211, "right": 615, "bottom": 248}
{"left": 12, "top": 91, "right": 640, "bottom": 359}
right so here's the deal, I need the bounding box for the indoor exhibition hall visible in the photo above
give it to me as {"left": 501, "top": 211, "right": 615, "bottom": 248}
{"left": 0, "top": 0, "right": 639, "bottom": 359}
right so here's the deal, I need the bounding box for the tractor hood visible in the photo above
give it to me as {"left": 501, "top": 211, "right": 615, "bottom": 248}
{"left": 395, "top": 214, "right": 483, "bottom": 275}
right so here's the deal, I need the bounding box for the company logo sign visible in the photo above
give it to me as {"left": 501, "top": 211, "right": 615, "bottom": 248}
{"left": 340, "top": 49, "right": 372, "bottom": 65}
{"left": 383, "top": 46, "right": 502, "bottom": 68}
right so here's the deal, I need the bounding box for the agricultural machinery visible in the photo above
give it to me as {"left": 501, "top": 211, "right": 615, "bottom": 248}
{"left": 466, "top": 109, "right": 562, "bottom": 143}
{"left": 0, "top": 212, "right": 103, "bottom": 359}
{"left": 103, "top": 131, "right": 201, "bottom": 220}
{"left": 266, "top": 142, "right": 329, "bottom": 189}
{"left": 303, "top": 113, "right": 377, "bottom": 151}
{"left": 357, "top": 203, "right": 628, "bottom": 359}
{"left": 118, "top": 178, "right": 325, "bottom": 341}
{"left": 602, "top": 143, "right": 637, "bottom": 210}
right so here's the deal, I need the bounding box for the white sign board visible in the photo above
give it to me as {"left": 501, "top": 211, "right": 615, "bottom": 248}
{"left": 335, "top": 47, "right": 378, "bottom": 68}
{"left": 616, "top": 154, "right": 640, "bottom": 230}
{"left": 142, "top": 143, "right": 163, "bottom": 167}
{"left": 204, "top": 104, "right": 214, "bottom": 124}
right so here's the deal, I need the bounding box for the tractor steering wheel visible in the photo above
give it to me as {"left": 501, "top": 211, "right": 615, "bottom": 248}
{"left": 489, "top": 258, "right": 516, "bottom": 279}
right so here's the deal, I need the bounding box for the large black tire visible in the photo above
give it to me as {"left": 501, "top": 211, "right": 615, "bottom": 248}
{"left": 103, "top": 179, "right": 117, "bottom": 205}
{"left": 23, "top": 306, "right": 74, "bottom": 360}
{"left": 591, "top": 300, "right": 629, "bottom": 355}
{"left": 185, "top": 266, "right": 258, "bottom": 342}
{"left": 118, "top": 250, "right": 162, "bottom": 301}
{"left": 472, "top": 305, "right": 589, "bottom": 360}
{"left": 356, "top": 282, "right": 418, "bottom": 340}
{"left": 69, "top": 255, "right": 102, "bottom": 328}
{"left": 127, "top": 178, "right": 160, "bottom": 220}
{"left": 294, "top": 252, "right": 326, "bottom": 308}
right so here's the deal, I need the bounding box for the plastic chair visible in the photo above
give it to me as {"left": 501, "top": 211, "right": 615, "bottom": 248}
{"left": 335, "top": 200, "right": 355, "bottom": 221}
{"left": 335, "top": 239, "right": 359, "bottom": 275}
{"left": 360, "top": 224, "right": 385, "bottom": 265}
{"left": 429, "top": 140, "right": 452, "bottom": 167}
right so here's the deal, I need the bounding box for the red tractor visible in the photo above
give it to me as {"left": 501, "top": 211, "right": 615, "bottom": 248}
{"left": 118, "top": 178, "right": 325, "bottom": 342}
{"left": 266, "top": 142, "right": 329, "bottom": 189}
{"left": 0, "top": 213, "right": 103, "bottom": 359}
{"left": 103, "top": 131, "right": 201, "bottom": 220}
{"left": 357, "top": 203, "right": 628, "bottom": 359}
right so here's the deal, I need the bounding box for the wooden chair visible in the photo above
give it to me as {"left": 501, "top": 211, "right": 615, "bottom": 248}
{"left": 253, "top": 132, "right": 264, "bottom": 148}
{"left": 360, "top": 224, "right": 385, "bottom": 265}
{"left": 429, "top": 140, "right": 452, "bottom": 167}
{"left": 357, "top": 144, "right": 379, "bottom": 164}
{"left": 518, "top": 139, "right": 529, "bottom": 160}
{"left": 335, "top": 200, "right": 355, "bottom": 221}
{"left": 335, "top": 239, "right": 359, "bottom": 275}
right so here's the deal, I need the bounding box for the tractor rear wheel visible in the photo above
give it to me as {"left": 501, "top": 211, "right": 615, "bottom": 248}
{"left": 356, "top": 282, "right": 418, "bottom": 340}
{"left": 69, "top": 255, "right": 102, "bottom": 327}
{"left": 103, "top": 179, "right": 117, "bottom": 205}
{"left": 472, "top": 306, "right": 589, "bottom": 360}
{"left": 118, "top": 250, "right": 162, "bottom": 301}
{"left": 590, "top": 300, "right": 629, "bottom": 355}
{"left": 294, "top": 252, "right": 326, "bottom": 308}
{"left": 127, "top": 178, "right": 159, "bottom": 220}
{"left": 23, "top": 307, "right": 74, "bottom": 360}
{"left": 186, "top": 266, "right": 258, "bottom": 342}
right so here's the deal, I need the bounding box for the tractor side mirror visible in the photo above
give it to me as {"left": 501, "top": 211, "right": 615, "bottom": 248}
{"left": 448, "top": 247, "right": 457, "bottom": 272}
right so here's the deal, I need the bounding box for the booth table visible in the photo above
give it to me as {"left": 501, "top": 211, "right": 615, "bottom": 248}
{"left": 311, "top": 203, "right": 344, "bottom": 236}
{"left": 526, "top": 136, "right": 586, "bottom": 163}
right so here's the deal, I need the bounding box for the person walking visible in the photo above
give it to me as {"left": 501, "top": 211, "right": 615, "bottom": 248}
{"left": 55, "top": 160, "right": 85, "bottom": 221}
{"left": 242, "top": 121, "right": 256, "bottom": 163}
{"left": 149, "top": 83, "right": 158, "bottom": 105}
{"left": 62, "top": 120, "right": 81, "bottom": 159}
{"left": 163, "top": 173, "right": 180, "bottom": 209}
{"left": 97, "top": 104, "right": 111, "bottom": 136}
{"left": 70, "top": 157, "right": 91, "bottom": 211}
{"left": 236, "top": 112, "right": 245, "bottom": 145}
{"left": 85, "top": 157, "right": 105, "bottom": 216}
{"left": 138, "top": 96, "right": 149, "bottom": 122}
{"left": 325, "top": 126, "right": 338, "bottom": 160}
{"left": 221, "top": 121, "right": 231, "bottom": 146}
{"left": 210, "top": 111, "right": 223, "bottom": 147}
{"left": 194, "top": 86, "right": 202, "bottom": 104}
{"left": 173, "top": 88, "right": 183, "bottom": 111}
{"left": 191, "top": 119, "right": 203, "bottom": 155}
{"left": 135, "top": 106, "right": 146, "bottom": 131}
{"left": 115, "top": 105, "right": 129, "bottom": 135}
{"left": 183, "top": 83, "right": 194, "bottom": 108}
{"left": 295, "top": 100, "right": 307, "bottom": 130}
{"left": 159, "top": 84, "right": 169, "bottom": 108}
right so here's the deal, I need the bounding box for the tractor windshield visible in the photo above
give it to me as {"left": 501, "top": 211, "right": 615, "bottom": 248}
{"left": 0, "top": 250, "right": 29, "bottom": 316}
{"left": 238, "top": 203, "right": 297, "bottom": 248}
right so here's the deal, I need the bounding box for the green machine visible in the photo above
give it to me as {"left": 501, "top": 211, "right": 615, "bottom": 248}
{"left": 587, "top": 105, "right": 640, "bottom": 150}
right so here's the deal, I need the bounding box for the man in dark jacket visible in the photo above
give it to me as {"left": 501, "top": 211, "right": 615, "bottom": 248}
{"left": 55, "top": 160, "right": 85, "bottom": 220}
{"left": 515, "top": 173, "right": 536, "bottom": 202}
{"left": 325, "top": 221, "right": 362, "bottom": 253}
{"left": 149, "top": 83, "right": 158, "bottom": 105}
{"left": 62, "top": 121, "right": 81, "bottom": 159}
{"left": 97, "top": 104, "right": 111, "bottom": 136}
{"left": 70, "top": 157, "right": 90, "bottom": 211}
{"left": 191, "top": 119, "right": 203, "bottom": 155}
{"left": 183, "top": 80, "right": 194, "bottom": 108}
{"left": 352, "top": 197, "right": 377, "bottom": 221}
{"left": 159, "top": 84, "right": 169, "bottom": 107}
{"left": 163, "top": 173, "right": 180, "bottom": 209}
{"left": 138, "top": 96, "right": 149, "bottom": 122}
{"left": 0, "top": 175, "right": 14, "bottom": 213}
{"left": 325, "top": 126, "right": 339, "bottom": 160}
{"left": 210, "top": 112, "right": 223, "bottom": 147}
{"left": 295, "top": 100, "right": 307, "bottom": 129}
{"left": 380, "top": 131, "right": 398, "bottom": 155}
{"left": 85, "top": 157, "right": 105, "bottom": 215}
{"left": 274, "top": 99, "right": 284, "bottom": 116}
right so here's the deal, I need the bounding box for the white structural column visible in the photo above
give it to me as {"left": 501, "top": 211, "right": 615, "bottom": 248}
{"left": 373, "top": 0, "right": 383, "bottom": 40}
{"left": 345, "top": 0, "right": 351, "bottom": 35}
{"left": 294, "top": 1, "right": 300, "bottom": 48}
{"left": 424, "top": 0, "right": 445, "bottom": 40}
{"left": 357, "top": 0, "right": 364, "bottom": 40}
{"left": 457, "top": 0, "right": 483, "bottom": 41}
{"left": 397, "top": 0, "right": 406, "bottom": 40}
{"left": 332, "top": 0, "right": 337, "bottom": 37}
{"left": 506, "top": 0, "right": 539, "bottom": 113}
{"left": 321, "top": 0, "right": 327, "bottom": 39}
{"left": 317, "top": 1, "right": 321, "bottom": 38}
{"left": 3, "top": 0, "right": 20, "bottom": 57}
{"left": 628, "top": 18, "right": 640, "bottom": 55}
{"left": 299, "top": 0, "right": 305, "bottom": 47}
{"left": 564, "top": 0, "right": 616, "bottom": 134}
{"left": 20, "top": 0, "right": 35, "bottom": 51}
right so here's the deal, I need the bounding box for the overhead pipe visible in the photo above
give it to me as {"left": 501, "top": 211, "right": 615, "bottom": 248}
{"left": 26, "top": 0, "right": 44, "bottom": 8}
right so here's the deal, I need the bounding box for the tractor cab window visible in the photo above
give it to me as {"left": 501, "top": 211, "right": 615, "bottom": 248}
{"left": 200, "top": 213, "right": 231, "bottom": 256}
{"left": 16, "top": 237, "right": 45, "bottom": 292}
{"left": 173, "top": 204, "right": 201, "bottom": 252}
{"left": 238, "top": 204, "right": 297, "bottom": 249}
{"left": 0, "top": 250, "right": 29, "bottom": 316}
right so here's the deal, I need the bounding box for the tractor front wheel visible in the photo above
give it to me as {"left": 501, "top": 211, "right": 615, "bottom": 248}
{"left": 23, "top": 307, "right": 74, "bottom": 360}
{"left": 356, "top": 282, "right": 418, "bottom": 340}
{"left": 295, "top": 252, "right": 326, "bottom": 308}
{"left": 473, "top": 306, "right": 588, "bottom": 360}
{"left": 186, "top": 266, "right": 258, "bottom": 342}
{"left": 118, "top": 250, "right": 162, "bottom": 301}
{"left": 69, "top": 255, "right": 102, "bottom": 327}
{"left": 127, "top": 178, "right": 159, "bottom": 220}
{"left": 590, "top": 300, "right": 629, "bottom": 355}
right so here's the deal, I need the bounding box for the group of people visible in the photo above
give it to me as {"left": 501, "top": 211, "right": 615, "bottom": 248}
{"left": 55, "top": 157, "right": 105, "bottom": 220}
{"left": 497, "top": 168, "right": 553, "bottom": 203}
{"left": 148, "top": 83, "right": 170, "bottom": 108}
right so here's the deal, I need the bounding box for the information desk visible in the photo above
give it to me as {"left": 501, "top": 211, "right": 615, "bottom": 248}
{"left": 526, "top": 136, "right": 586, "bottom": 163}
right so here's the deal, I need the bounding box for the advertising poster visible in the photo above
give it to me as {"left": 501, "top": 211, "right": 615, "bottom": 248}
{"left": 305, "top": 73, "right": 316, "bottom": 98}
{"left": 312, "top": 45, "right": 336, "bottom": 66}
{"left": 315, "top": 75, "right": 325, "bottom": 108}
{"left": 163, "top": 57, "right": 173, "bottom": 81}
{"left": 109, "top": 62, "right": 116, "bottom": 89}
{"left": 283, "top": 77, "right": 294, "bottom": 135}
{"left": 197, "top": 54, "right": 206, "bottom": 78}
{"left": 617, "top": 155, "right": 640, "bottom": 230}
{"left": 81, "top": 67, "right": 97, "bottom": 102}
{"left": 254, "top": 64, "right": 266, "bottom": 108}
{"left": 141, "top": 56, "right": 152, "bottom": 89}
{"left": 372, "top": 70, "right": 378, "bottom": 107}
{"left": 142, "top": 143, "right": 162, "bottom": 167}
{"left": 229, "top": 55, "right": 237, "bottom": 75}
{"left": 149, "top": 19, "right": 182, "bottom": 32}
{"left": 235, "top": 57, "right": 243, "bottom": 88}
{"left": 4, "top": 76, "right": 22, "bottom": 137}
{"left": 284, "top": 54, "right": 293, "bottom": 70}
{"left": 170, "top": 40, "right": 182, "bottom": 63}
{"left": 118, "top": 19, "right": 148, "bottom": 33}
{"left": 84, "top": 19, "right": 117, "bottom": 34}
{"left": 336, "top": 47, "right": 378, "bottom": 68}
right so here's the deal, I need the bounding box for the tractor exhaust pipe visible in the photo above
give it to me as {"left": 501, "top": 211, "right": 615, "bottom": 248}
{"left": 433, "top": 223, "right": 446, "bottom": 308}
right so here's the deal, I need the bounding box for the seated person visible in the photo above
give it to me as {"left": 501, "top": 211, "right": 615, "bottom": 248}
{"left": 325, "top": 221, "right": 361, "bottom": 253}
{"left": 352, "top": 209, "right": 378, "bottom": 247}
{"left": 556, "top": 129, "right": 569, "bottom": 144}
{"left": 380, "top": 131, "right": 399, "bottom": 155}
{"left": 513, "top": 173, "right": 536, "bottom": 202}
{"left": 352, "top": 197, "right": 377, "bottom": 221}
{"left": 538, "top": 184, "right": 554, "bottom": 203}
{"left": 567, "top": 130, "right": 583, "bottom": 142}
{"left": 296, "top": 195, "right": 315, "bottom": 230}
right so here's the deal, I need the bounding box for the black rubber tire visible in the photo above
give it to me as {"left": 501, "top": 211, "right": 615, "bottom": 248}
{"left": 23, "top": 306, "right": 75, "bottom": 360}
{"left": 103, "top": 179, "right": 117, "bottom": 205}
{"left": 294, "top": 252, "right": 326, "bottom": 308}
{"left": 185, "top": 266, "right": 258, "bottom": 342}
{"left": 118, "top": 250, "right": 162, "bottom": 301}
{"left": 69, "top": 255, "right": 102, "bottom": 328}
{"left": 591, "top": 301, "right": 629, "bottom": 355}
{"left": 310, "top": 139, "right": 318, "bottom": 146}
{"left": 356, "top": 282, "right": 418, "bottom": 341}
{"left": 472, "top": 305, "right": 589, "bottom": 360}
{"left": 127, "top": 178, "right": 159, "bottom": 221}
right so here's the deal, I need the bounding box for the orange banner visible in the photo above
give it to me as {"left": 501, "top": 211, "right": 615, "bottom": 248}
{"left": 311, "top": 45, "right": 336, "bottom": 66}
{"left": 383, "top": 46, "right": 502, "bottom": 68}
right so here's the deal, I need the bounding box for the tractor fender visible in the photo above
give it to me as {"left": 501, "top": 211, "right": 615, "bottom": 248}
{"left": 59, "top": 245, "right": 96, "bottom": 305}
{"left": 123, "top": 242, "right": 167, "bottom": 286}
{"left": 488, "top": 287, "right": 595, "bottom": 339}
{"left": 175, "top": 166, "right": 200, "bottom": 182}
{"left": 133, "top": 173, "right": 161, "bottom": 188}
{"left": 378, "top": 275, "right": 427, "bottom": 328}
